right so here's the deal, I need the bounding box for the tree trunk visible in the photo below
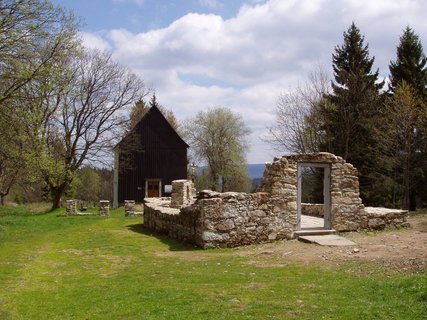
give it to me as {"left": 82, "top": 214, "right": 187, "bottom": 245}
{"left": 0, "top": 195, "right": 4, "bottom": 206}
{"left": 409, "top": 189, "right": 417, "bottom": 211}
{"left": 51, "top": 182, "right": 68, "bottom": 210}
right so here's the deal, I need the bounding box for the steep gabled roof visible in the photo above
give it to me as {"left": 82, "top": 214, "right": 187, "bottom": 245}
{"left": 115, "top": 105, "right": 188, "bottom": 149}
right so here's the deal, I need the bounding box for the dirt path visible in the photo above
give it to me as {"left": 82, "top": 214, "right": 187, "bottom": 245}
{"left": 237, "top": 214, "right": 427, "bottom": 273}
{"left": 157, "top": 214, "right": 426, "bottom": 273}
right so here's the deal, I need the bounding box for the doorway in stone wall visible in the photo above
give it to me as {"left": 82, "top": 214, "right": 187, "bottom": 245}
{"left": 297, "top": 163, "right": 331, "bottom": 230}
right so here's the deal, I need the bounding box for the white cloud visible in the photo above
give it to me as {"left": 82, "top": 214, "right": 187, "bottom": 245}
{"left": 82, "top": 0, "right": 427, "bottom": 162}
{"left": 80, "top": 32, "right": 112, "bottom": 52}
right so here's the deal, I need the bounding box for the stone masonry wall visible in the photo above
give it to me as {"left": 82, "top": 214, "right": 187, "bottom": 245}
{"left": 171, "top": 180, "right": 195, "bottom": 208}
{"left": 330, "top": 158, "right": 367, "bottom": 231}
{"left": 365, "top": 207, "right": 410, "bottom": 230}
{"left": 144, "top": 198, "right": 201, "bottom": 243}
{"left": 143, "top": 190, "right": 295, "bottom": 248}
{"left": 259, "top": 152, "right": 367, "bottom": 231}
{"left": 194, "top": 190, "right": 295, "bottom": 248}
{"left": 143, "top": 154, "right": 409, "bottom": 248}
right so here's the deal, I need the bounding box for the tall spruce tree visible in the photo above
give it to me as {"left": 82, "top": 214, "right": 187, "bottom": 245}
{"left": 322, "top": 23, "right": 385, "bottom": 205}
{"left": 389, "top": 26, "right": 427, "bottom": 100}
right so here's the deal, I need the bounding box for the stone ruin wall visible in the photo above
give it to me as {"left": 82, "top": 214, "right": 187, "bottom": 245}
{"left": 170, "top": 179, "right": 196, "bottom": 208}
{"left": 65, "top": 199, "right": 110, "bottom": 216}
{"left": 365, "top": 207, "right": 409, "bottom": 230}
{"left": 258, "top": 152, "right": 367, "bottom": 231}
{"left": 143, "top": 189, "right": 295, "bottom": 248}
{"left": 193, "top": 190, "right": 295, "bottom": 248}
{"left": 142, "top": 153, "right": 409, "bottom": 248}
{"left": 144, "top": 197, "right": 201, "bottom": 244}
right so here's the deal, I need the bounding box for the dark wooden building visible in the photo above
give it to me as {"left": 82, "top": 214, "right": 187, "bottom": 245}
{"left": 113, "top": 105, "right": 188, "bottom": 206}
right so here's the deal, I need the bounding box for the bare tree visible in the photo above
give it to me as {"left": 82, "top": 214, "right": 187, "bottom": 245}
{"left": 184, "top": 107, "right": 251, "bottom": 192}
{"left": 266, "top": 66, "right": 330, "bottom": 154}
{"left": 44, "top": 49, "right": 147, "bottom": 209}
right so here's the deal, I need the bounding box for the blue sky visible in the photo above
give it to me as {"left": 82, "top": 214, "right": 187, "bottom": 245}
{"left": 51, "top": 0, "right": 427, "bottom": 164}
{"left": 52, "top": 0, "right": 248, "bottom": 33}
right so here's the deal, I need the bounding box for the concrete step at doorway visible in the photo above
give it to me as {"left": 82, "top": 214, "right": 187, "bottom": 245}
{"left": 297, "top": 234, "right": 356, "bottom": 246}
{"left": 292, "top": 229, "right": 336, "bottom": 239}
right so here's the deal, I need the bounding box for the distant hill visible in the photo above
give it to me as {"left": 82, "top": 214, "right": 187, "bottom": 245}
{"left": 246, "top": 163, "right": 265, "bottom": 179}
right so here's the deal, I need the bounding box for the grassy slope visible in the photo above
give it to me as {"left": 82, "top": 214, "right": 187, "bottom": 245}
{"left": 0, "top": 205, "right": 425, "bottom": 319}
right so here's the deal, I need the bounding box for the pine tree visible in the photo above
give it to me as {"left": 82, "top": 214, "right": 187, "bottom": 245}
{"left": 332, "top": 23, "right": 383, "bottom": 95}
{"left": 389, "top": 26, "right": 427, "bottom": 100}
{"left": 127, "top": 98, "right": 149, "bottom": 131}
{"left": 127, "top": 94, "right": 180, "bottom": 132}
{"left": 322, "top": 23, "right": 385, "bottom": 205}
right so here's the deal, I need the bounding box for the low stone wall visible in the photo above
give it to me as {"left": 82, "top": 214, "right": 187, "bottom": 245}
{"left": 194, "top": 190, "right": 295, "bottom": 248}
{"left": 301, "top": 203, "right": 324, "bottom": 217}
{"left": 143, "top": 190, "right": 296, "bottom": 248}
{"left": 65, "top": 199, "right": 110, "bottom": 217}
{"left": 365, "top": 207, "right": 410, "bottom": 230}
{"left": 143, "top": 198, "right": 201, "bottom": 243}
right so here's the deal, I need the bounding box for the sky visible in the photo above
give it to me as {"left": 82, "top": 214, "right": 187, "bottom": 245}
{"left": 51, "top": 0, "right": 427, "bottom": 164}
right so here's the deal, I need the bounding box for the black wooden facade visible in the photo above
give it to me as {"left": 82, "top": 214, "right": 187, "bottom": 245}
{"left": 114, "top": 106, "right": 188, "bottom": 204}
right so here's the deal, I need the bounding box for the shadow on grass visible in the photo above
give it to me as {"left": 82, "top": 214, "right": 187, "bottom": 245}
{"left": 127, "top": 223, "right": 201, "bottom": 252}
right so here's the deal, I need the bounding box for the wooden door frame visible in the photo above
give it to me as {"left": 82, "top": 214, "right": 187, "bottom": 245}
{"left": 145, "top": 179, "right": 162, "bottom": 198}
{"left": 297, "top": 163, "right": 331, "bottom": 230}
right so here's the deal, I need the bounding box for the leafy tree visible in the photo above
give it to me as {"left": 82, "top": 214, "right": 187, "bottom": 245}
{"left": 185, "top": 107, "right": 251, "bottom": 192}
{"left": 389, "top": 26, "right": 427, "bottom": 100}
{"left": 322, "top": 22, "right": 385, "bottom": 205}
{"left": 0, "top": 0, "right": 78, "bottom": 104}
{"left": 194, "top": 163, "right": 252, "bottom": 193}
{"left": 222, "top": 163, "right": 252, "bottom": 192}
{"left": 0, "top": 0, "right": 79, "bottom": 205}
{"left": 388, "top": 27, "right": 427, "bottom": 210}
{"left": 97, "top": 168, "right": 113, "bottom": 201}
{"left": 0, "top": 111, "right": 23, "bottom": 204}
{"left": 73, "top": 166, "right": 101, "bottom": 203}
{"left": 382, "top": 82, "right": 427, "bottom": 209}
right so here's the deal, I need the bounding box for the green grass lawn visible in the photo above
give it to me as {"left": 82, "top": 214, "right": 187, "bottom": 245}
{"left": 0, "top": 204, "right": 425, "bottom": 319}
